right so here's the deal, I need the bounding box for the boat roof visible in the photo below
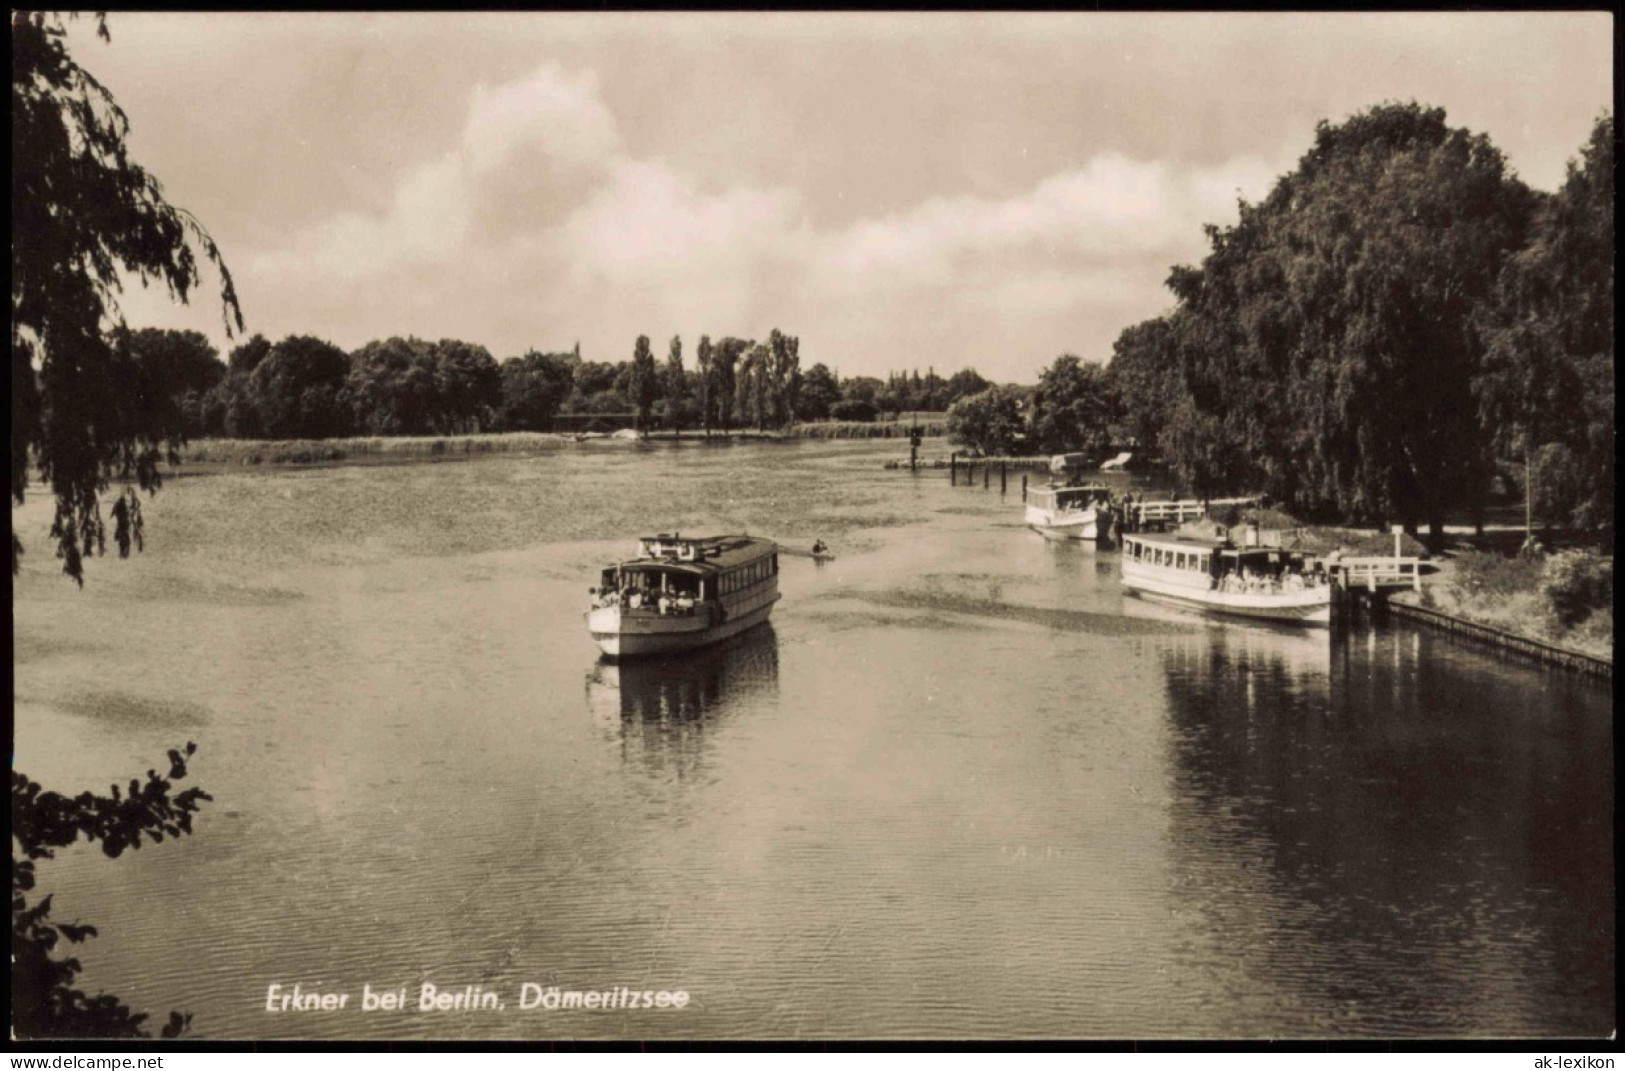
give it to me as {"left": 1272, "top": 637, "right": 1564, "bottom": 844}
{"left": 1124, "top": 531, "right": 1304, "bottom": 557}
{"left": 1124, "top": 531, "right": 1222, "bottom": 549}
{"left": 612, "top": 534, "right": 776, "bottom": 574}
{"left": 1036, "top": 483, "right": 1109, "bottom": 494}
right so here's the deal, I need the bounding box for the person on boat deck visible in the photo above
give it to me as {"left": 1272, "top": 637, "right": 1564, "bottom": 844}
{"left": 812, "top": 539, "right": 827, "bottom": 556}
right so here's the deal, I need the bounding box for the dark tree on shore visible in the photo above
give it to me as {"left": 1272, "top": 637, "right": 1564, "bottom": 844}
{"left": 944, "top": 368, "right": 991, "bottom": 408}
{"left": 247, "top": 335, "right": 352, "bottom": 439}
{"left": 12, "top": 11, "right": 243, "bottom": 581}
{"left": 841, "top": 375, "right": 884, "bottom": 406}
{"left": 796, "top": 362, "right": 842, "bottom": 421}
{"left": 627, "top": 334, "right": 660, "bottom": 433}
{"left": 11, "top": 13, "right": 229, "bottom": 1038}
{"left": 1029, "top": 354, "right": 1118, "bottom": 458}
{"left": 117, "top": 328, "right": 226, "bottom": 441}
{"left": 829, "top": 398, "right": 879, "bottom": 422}
{"left": 695, "top": 335, "right": 715, "bottom": 434}
{"left": 711, "top": 337, "right": 746, "bottom": 435}
{"left": 498, "top": 350, "right": 576, "bottom": 432}
{"left": 344, "top": 337, "right": 500, "bottom": 436}
{"left": 946, "top": 386, "right": 1025, "bottom": 456}
{"left": 1103, "top": 317, "right": 1180, "bottom": 456}
{"left": 663, "top": 335, "right": 690, "bottom": 434}
{"left": 1151, "top": 102, "right": 1534, "bottom": 541}
{"left": 1475, "top": 113, "right": 1615, "bottom": 539}
{"left": 430, "top": 339, "right": 502, "bottom": 434}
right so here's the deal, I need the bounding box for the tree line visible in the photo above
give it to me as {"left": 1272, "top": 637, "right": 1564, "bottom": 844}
{"left": 946, "top": 104, "right": 1614, "bottom": 546}
{"left": 121, "top": 327, "right": 999, "bottom": 439}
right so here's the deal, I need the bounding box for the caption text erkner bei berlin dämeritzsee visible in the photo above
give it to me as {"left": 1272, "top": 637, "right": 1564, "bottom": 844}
{"left": 264, "top": 982, "right": 690, "bottom": 1013}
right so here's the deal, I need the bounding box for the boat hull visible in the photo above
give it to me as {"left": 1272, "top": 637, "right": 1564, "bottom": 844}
{"left": 588, "top": 593, "right": 781, "bottom": 658}
{"left": 1121, "top": 569, "right": 1331, "bottom": 627}
{"left": 1026, "top": 505, "right": 1100, "bottom": 541}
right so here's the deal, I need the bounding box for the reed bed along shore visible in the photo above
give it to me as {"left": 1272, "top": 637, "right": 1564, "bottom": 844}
{"left": 179, "top": 432, "right": 572, "bottom": 466}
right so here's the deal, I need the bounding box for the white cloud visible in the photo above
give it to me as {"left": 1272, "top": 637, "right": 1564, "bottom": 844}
{"left": 815, "top": 153, "right": 1279, "bottom": 292}
{"left": 241, "top": 57, "right": 1284, "bottom": 379}
{"left": 252, "top": 62, "right": 623, "bottom": 284}
{"left": 559, "top": 159, "right": 807, "bottom": 331}
{"left": 462, "top": 65, "right": 620, "bottom": 177}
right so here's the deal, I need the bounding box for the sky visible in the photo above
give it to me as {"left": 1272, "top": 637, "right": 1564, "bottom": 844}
{"left": 73, "top": 12, "right": 1614, "bottom": 385}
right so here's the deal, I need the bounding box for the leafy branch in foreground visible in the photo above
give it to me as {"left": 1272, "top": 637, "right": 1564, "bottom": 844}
{"left": 11, "top": 744, "right": 213, "bottom": 1038}
{"left": 11, "top": 12, "right": 243, "bottom": 582}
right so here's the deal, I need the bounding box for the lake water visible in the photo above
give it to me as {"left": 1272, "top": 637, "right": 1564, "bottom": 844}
{"left": 10, "top": 440, "right": 1614, "bottom": 1039}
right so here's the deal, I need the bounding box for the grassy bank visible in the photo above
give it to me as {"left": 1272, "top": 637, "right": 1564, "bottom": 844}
{"left": 1395, "top": 549, "right": 1613, "bottom": 662}
{"left": 788, "top": 420, "right": 947, "bottom": 440}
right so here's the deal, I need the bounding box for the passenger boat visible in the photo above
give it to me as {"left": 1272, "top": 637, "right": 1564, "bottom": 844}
{"left": 586, "top": 534, "right": 781, "bottom": 658}
{"left": 1119, "top": 532, "right": 1332, "bottom": 626}
{"left": 1024, "top": 483, "right": 1112, "bottom": 541}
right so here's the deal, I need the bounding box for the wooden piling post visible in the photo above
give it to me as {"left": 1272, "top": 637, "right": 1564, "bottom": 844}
{"left": 950, "top": 453, "right": 957, "bottom": 485}
{"left": 983, "top": 463, "right": 989, "bottom": 489}
{"left": 1000, "top": 462, "right": 1007, "bottom": 494}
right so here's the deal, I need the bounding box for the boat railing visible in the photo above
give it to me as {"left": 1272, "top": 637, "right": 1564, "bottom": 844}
{"left": 1134, "top": 496, "right": 1258, "bottom": 526}
{"left": 620, "top": 598, "right": 704, "bottom": 617}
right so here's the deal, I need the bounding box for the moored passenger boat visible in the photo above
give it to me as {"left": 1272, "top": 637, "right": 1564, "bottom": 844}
{"left": 586, "top": 534, "right": 780, "bottom": 658}
{"left": 1024, "top": 483, "right": 1112, "bottom": 541}
{"left": 1120, "top": 532, "right": 1333, "bottom": 626}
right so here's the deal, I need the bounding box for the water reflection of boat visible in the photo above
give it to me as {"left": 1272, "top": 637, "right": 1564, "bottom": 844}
{"left": 585, "top": 624, "right": 780, "bottom": 727}
{"left": 585, "top": 534, "right": 780, "bottom": 658}
{"left": 1121, "top": 596, "right": 1332, "bottom": 678}
{"left": 1121, "top": 532, "right": 1332, "bottom": 626}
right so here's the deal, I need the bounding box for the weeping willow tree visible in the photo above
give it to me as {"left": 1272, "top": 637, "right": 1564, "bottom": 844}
{"left": 1474, "top": 113, "right": 1615, "bottom": 541}
{"left": 11, "top": 11, "right": 243, "bottom": 582}
{"left": 12, "top": 12, "right": 237, "bottom": 1037}
{"left": 1147, "top": 103, "right": 1535, "bottom": 541}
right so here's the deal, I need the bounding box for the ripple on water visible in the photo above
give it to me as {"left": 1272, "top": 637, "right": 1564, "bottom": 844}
{"left": 44, "top": 689, "right": 212, "bottom": 729}
{"left": 846, "top": 588, "right": 1201, "bottom": 636}
{"left": 796, "top": 609, "right": 996, "bottom": 633}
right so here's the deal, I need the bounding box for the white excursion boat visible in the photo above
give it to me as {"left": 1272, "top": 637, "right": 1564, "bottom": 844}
{"left": 586, "top": 534, "right": 781, "bottom": 658}
{"left": 1120, "top": 532, "right": 1333, "bottom": 626}
{"left": 1024, "top": 483, "right": 1113, "bottom": 541}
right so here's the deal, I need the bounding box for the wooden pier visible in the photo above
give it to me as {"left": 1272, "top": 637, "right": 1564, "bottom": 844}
{"left": 1330, "top": 556, "right": 1424, "bottom": 592}
{"left": 1132, "top": 496, "right": 1258, "bottom": 529}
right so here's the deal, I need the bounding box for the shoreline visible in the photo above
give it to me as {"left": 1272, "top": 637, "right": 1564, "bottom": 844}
{"left": 1383, "top": 550, "right": 1613, "bottom": 672}
{"left": 1384, "top": 589, "right": 1612, "bottom": 678}
{"left": 164, "top": 430, "right": 799, "bottom": 472}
